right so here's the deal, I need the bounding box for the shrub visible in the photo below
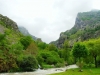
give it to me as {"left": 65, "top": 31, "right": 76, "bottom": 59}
{"left": 42, "top": 63, "right": 54, "bottom": 69}
{"left": 20, "top": 36, "right": 33, "bottom": 50}
{"left": 66, "top": 56, "right": 74, "bottom": 65}
{"left": 36, "top": 55, "right": 44, "bottom": 66}
{"left": 55, "top": 63, "right": 65, "bottom": 68}
{"left": 37, "top": 51, "right": 65, "bottom": 68}
{"left": 17, "top": 55, "right": 38, "bottom": 71}
{"left": 83, "top": 63, "right": 95, "bottom": 68}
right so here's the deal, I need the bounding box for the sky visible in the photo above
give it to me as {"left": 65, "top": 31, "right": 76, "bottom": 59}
{"left": 0, "top": 0, "right": 100, "bottom": 43}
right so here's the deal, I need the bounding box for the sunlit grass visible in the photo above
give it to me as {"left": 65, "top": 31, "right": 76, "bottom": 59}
{"left": 50, "top": 68, "right": 100, "bottom": 75}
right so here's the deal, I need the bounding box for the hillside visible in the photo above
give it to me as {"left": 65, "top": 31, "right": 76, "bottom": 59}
{"left": 0, "top": 14, "right": 65, "bottom": 72}
{"left": 0, "top": 14, "right": 22, "bottom": 45}
{"left": 0, "top": 14, "right": 19, "bottom": 32}
{"left": 51, "top": 10, "right": 100, "bottom": 48}
{"left": 0, "top": 11, "right": 100, "bottom": 73}
{"left": 0, "top": 14, "right": 39, "bottom": 72}
{"left": 18, "top": 26, "right": 37, "bottom": 40}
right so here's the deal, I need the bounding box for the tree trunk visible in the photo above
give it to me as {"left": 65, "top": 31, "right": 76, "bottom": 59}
{"left": 79, "top": 57, "right": 82, "bottom": 71}
{"left": 94, "top": 56, "right": 97, "bottom": 68}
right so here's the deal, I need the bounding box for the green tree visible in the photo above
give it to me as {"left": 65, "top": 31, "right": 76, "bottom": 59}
{"left": 63, "top": 41, "right": 70, "bottom": 61}
{"left": 72, "top": 43, "right": 88, "bottom": 60}
{"left": 38, "top": 42, "right": 47, "bottom": 49}
{"left": 37, "top": 51, "right": 62, "bottom": 67}
{"left": 48, "top": 44, "right": 57, "bottom": 51}
{"left": 72, "top": 43, "right": 88, "bottom": 69}
{"left": 20, "top": 36, "right": 33, "bottom": 50}
{"left": 87, "top": 39, "right": 100, "bottom": 68}
{"left": 58, "top": 49, "right": 64, "bottom": 58}
{"left": 10, "top": 42, "right": 23, "bottom": 55}
{"left": 17, "top": 55, "right": 38, "bottom": 71}
{"left": 25, "top": 42, "right": 38, "bottom": 55}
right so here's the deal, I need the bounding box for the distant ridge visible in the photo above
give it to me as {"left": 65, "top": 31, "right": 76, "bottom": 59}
{"left": 51, "top": 10, "right": 100, "bottom": 48}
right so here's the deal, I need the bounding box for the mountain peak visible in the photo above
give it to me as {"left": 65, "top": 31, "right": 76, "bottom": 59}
{"left": 18, "top": 26, "right": 37, "bottom": 40}
{"left": 51, "top": 10, "right": 100, "bottom": 48}
{"left": 0, "top": 14, "right": 19, "bottom": 32}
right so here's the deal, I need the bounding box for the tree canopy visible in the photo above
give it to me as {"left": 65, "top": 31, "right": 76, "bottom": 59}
{"left": 72, "top": 43, "right": 88, "bottom": 59}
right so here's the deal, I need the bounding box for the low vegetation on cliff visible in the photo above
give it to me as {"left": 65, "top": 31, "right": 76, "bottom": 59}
{"left": 0, "top": 10, "right": 100, "bottom": 73}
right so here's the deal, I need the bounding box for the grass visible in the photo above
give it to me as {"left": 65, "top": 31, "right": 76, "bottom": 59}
{"left": 42, "top": 64, "right": 54, "bottom": 69}
{"left": 50, "top": 68, "right": 100, "bottom": 75}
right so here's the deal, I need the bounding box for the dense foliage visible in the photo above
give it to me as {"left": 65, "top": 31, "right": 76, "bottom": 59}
{"left": 72, "top": 43, "right": 88, "bottom": 59}
{"left": 1, "top": 28, "right": 100, "bottom": 72}
{"left": 1, "top": 10, "right": 100, "bottom": 73}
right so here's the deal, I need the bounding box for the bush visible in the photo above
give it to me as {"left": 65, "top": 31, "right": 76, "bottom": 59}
{"left": 36, "top": 51, "right": 65, "bottom": 69}
{"left": 36, "top": 55, "right": 44, "bottom": 66}
{"left": 66, "top": 56, "right": 74, "bottom": 65}
{"left": 42, "top": 64, "right": 54, "bottom": 69}
{"left": 97, "top": 56, "right": 100, "bottom": 67}
{"left": 83, "top": 63, "right": 95, "bottom": 68}
{"left": 17, "top": 55, "right": 38, "bottom": 71}
{"left": 55, "top": 63, "right": 65, "bottom": 68}
{"left": 20, "top": 36, "right": 33, "bottom": 50}
{"left": 46, "top": 55, "right": 58, "bottom": 65}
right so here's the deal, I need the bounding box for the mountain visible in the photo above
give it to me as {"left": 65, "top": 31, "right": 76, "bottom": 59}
{"left": 0, "top": 14, "right": 19, "bottom": 32}
{"left": 0, "top": 14, "right": 40, "bottom": 72}
{"left": 51, "top": 10, "right": 100, "bottom": 48}
{"left": 18, "top": 26, "right": 30, "bottom": 35}
{"left": 18, "top": 26, "right": 37, "bottom": 40}
{"left": 0, "top": 14, "right": 23, "bottom": 45}
{"left": 0, "top": 14, "right": 37, "bottom": 44}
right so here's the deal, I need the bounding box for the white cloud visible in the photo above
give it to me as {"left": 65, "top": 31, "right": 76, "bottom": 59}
{"left": 0, "top": 0, "right": 100, "bottom": 43}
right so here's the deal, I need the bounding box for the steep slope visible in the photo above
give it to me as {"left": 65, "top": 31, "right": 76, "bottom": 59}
{"left": 51, "top": 10, "right": 100, "bottom": 48}
{"left": 0, "top": 14, "right": 39, "bottom": 72}
{"left": 0, "top": 14, "right": 19, "bottom": 32}
{"left": 0, "top": 14, "right": 22, "bottom": 45}
{"left": 18, "top": 26, "right": 37, "bottom": 40}
{"left": 18, "top": 26, "right": 30, "bottom": 35}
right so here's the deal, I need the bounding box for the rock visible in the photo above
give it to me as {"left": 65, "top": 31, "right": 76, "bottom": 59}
{"left": 0, "top": 14, "right": 19, "bottom": 32}
{"left": 55, "top": 69, "right": 63, "bottom": 71}
{"left": 51, "top": 10, "right": 100, "bottom": 48}
{"left": 79, "top": 69, "right": 83, "bottom": 72}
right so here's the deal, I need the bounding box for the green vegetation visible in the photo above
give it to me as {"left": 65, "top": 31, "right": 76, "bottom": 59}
{"left": 51, "top": 68, "right": 100, "bottom": 75}
{"left": 53, "top": 10, "right": 100, "bottom": 48}
{"left": 51, "top": 37, "right": 100, "bottom": 75}
{"left": 1, "top": 10, "right": 100, "bottom": 74}
{"left": 17, "top": 55, "right": 38, "bottom": 71}
{"left": 72, "top": 43, "right": 88, "bottom": 70}
{"left": 0, "top": 16, "right": 65, "bottom": 72}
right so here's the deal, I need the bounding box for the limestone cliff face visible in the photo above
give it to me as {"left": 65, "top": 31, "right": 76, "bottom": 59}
{"left": 51, "top": 10, "right": 100, "bottom": 48}
{"left": 0, "top": 14, "right": 19, "bottom": 32}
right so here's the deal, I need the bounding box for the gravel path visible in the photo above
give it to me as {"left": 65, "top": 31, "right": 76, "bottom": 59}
{"left": 0, "top": 64, "right": 78, "bottom": 75}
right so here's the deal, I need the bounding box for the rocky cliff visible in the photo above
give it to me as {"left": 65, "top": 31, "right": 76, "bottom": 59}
{"left": 51, "top": 10, "right": 100, "bottom": 48}
{"left": 0, "top": 14, "right": 39, "bottom": 42}
{"left": 0, "top": 14, "right": 19, "bottom": 32}
{"left": 0, "top": 14, "right": 22, "bottom": 45}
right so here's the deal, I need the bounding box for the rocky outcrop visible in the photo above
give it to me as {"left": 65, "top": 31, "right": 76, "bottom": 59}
{"left": 0, "top": 25, "right": 5, "bottom": 33}
{"left": 51, "top": 10, "right": 100, "bottom": 48}
{"left": 0, "top": 14, "right": 38, "bottom": 41}
{"left": 0, "top": 14, "right": 19, "bottom": 32}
